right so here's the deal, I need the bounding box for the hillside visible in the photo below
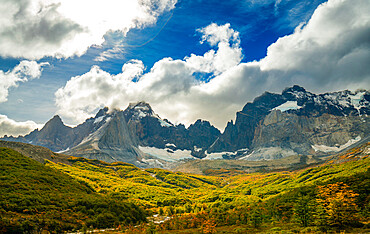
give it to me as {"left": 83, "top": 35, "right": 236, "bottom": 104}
{"left": 0, "top": 141, "right": 369, "bottom": 233}
{"left": 43, "top": 142, "right": 369, "bottom": 233}
{"left": 0, "top": 148, "right": 146, "bottom": 233}
{"left": 0, "top": 140, "right": 71, "bottom": 164}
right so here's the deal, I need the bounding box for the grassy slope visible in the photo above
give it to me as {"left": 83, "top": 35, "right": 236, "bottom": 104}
{"left": 1, "top": 141, "right": 369, "bottom": 232}
{"left": 46, "top": 145, "right": 369, "bottom": 210}
{"left": 0, "top": 140, "right": 71, "bottom": 164}
{"left": 46, "top": 157, "right": 225, "bottom": 209}
{"left": 0, "top": 147, "right": 145, "bottom": 233}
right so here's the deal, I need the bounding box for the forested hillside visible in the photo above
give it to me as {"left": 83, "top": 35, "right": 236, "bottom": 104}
{"left": 0, "top": 143, "right": 369, "bottom": 233}
{"left": 0, "top": 148, "right": 145, "bottom": 233}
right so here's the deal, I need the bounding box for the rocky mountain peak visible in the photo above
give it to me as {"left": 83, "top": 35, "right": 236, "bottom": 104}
{"left": 125, "top": 101, "right": 156, "bottom": 120}
{"left": 282, "top": 85, "right": 312, "bottom": 101}
{"left": 95, "top": 107, "right": 109, "bottom": 118}
{"left": 43, "top": 115, "right": 66, "bottom": 129}
{"left": 2, "top": 85, "right": 369, "bottom": 167}
{"left": 128, "top": 101, "right": 152, "bottom": 110}
{"left": 191, "top": 119, "right": 211, "bottom": 127}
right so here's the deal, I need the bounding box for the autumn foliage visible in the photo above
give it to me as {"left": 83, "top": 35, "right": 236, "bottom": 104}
{"left": 316, "top": 182, "right": 360, "bottom": 227}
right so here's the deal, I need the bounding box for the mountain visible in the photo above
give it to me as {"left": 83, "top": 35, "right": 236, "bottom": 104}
{"left": 1, "top": 107, "right": 115, "bottom": 152}
{"left": 66, "top": 102, "right": 221, "bottom": 167}
{"left": 66, "top": 108, "right": 144, "bottom": 165}
{"left": 207, "top": 85, "right": 370, "bottom": 160}
{"left": 1, "top": 85, "right": 369, "bottom": 167}
{"left": 2, "top": 101, "right": 220, "bottom": 167}
{"left": 123, "top": 102, "right": 220, "bottom": 157}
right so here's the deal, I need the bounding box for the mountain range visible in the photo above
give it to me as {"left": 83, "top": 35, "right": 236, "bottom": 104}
{"left": 2, "top": 85, "right": 369, "bottom": 168}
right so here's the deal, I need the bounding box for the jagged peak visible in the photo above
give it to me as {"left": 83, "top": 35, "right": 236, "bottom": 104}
{"left": 95, "top": 107, "right": 109, "bottom": 118}
{"left": 126, "top": 101, "right": 153, "bottom": 115}
{"left": 128, "top": 101, "right": 152, "bottom": 110}
{"left": 39, "top": 115, "right": 70, "bottom": 133}
{"left": 283, "top": 85, "right": 306, "bottom": 93}
{"left": 193, "top": 119, "right": 210, "bottom": 125}
{"left": 124, "top": 101, "right": 166, "bottom": 123}
{"left": 188, "top": 119, "right": 211, "bottom": 129}
{"left": 51, "top": 115, "right": 62, "bottom": 121}
{"left": 45, "top": 115, "right": 64, "bottom": 126}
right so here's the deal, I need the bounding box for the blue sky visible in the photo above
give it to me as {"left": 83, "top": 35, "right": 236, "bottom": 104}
{"left": 0, "top": 0, "right": 369, "bottom": 136}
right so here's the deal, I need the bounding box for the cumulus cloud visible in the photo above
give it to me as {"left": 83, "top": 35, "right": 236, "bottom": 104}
{"left": 0, "top": 114, "right": 42, "bottom": 137}
{"left": 0, "top": 60, "right": 48, "bottom": 103}
{"left": 260, "top": 0, "right": 370, "bottom": 89}
{"left": 185, "top": 23, "right": 242, "bottom": 75}
{"left": 0, "top": 0, "right": 176, "bottom": 59}
{"left": 55, "top": 0, "right": 370, "bottom": 130}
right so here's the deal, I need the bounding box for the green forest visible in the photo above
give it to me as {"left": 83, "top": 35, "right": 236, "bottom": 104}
{"left": 0, "top": 144, "right": 369, "bottom": 233}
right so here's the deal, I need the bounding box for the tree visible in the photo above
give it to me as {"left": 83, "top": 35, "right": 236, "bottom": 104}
{"left": 293, "top": 194, "right": 315, "bottom": 227}
{"left": 316, "top": 182, "right": 359, "bottom": 227}
{"left": 200, "top": 219, "right": 216, "bottom": 234}
{"left": 250, "top": 207, "right": 263, "bottom": 228}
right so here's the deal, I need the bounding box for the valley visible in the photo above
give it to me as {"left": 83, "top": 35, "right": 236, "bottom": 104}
{"left": 0, "top": 86, "right": 369, "bottom": 233}
{"left": 0, "top": 141, "right": 369, "bottom": 233}
{"left": 1, "top": 0, "right": 369, "bottom": 233}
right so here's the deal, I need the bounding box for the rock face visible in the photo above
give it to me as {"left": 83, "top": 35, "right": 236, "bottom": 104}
{"left": 209, "top": 85, "right": 370, "bottom": 160}
{"left": 2, "top": 115, "right": 74, "bottom": 152}
{"left": 66, "top": 110, "right": 143, "bottom": 164}
{"left": 122, "top": 102, "right": 221, "bottom": 158}
{"left": 2, "top": 107, "right": 116, "bottom": 152}
{"left": 2, "top": 85, "right": 369, "bottom": 166}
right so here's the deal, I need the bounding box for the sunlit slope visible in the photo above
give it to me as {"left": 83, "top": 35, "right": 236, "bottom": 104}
{"left": 46, "top": 144, "right": 369, "bottom": 208}
{"left": 47, "top": 157, "right": 225, "bottom": 208}
{"left": 0, "top": 147, "right": 145, "bottom": 232}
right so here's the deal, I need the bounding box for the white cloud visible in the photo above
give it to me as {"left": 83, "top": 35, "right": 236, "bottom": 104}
{"left": 0, "top": 114, "right": 43, "bottom": 137}
{"left": 0, "top": 60, "right": 48, "bottom": 103}
{"left": 185, "top": 23, "right": 243, "bottom": 75}
{"left": 259, "top": 0, "right": 370, "bottom": 89}
{"left": 55, "top": 0, "right": 370, "bottom": 130}
{"left": 0, "top": 0, "right": 177, "bottom": 59}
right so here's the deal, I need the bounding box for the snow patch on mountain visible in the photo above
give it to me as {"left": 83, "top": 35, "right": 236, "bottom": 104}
{"left": 158, "top": 118, "right": 172, "bottom": 127}
{"left": 239, "top": 147, "right": 297, "bottom": 161}
{"left": 312, "top": 136, "right": 362, "bottom": 153}
{"left": 94, "top": 116, "right": 111, "bottom": 125}
{"left": 94, "top": 116, "right": 104, "bottom": 124}
{"left": 128, "top": 102, "right": 173, "bottom": 127}
{"left": 272, "top": 101, "right": 302, "bottom": 112}
{"left": 350, "top": 92, "right": 367, "bottom": 111}
{"left": 203, "top": 152, "right": 229, "bottom": 160}
{"left": 141, "top": 158, "right": 164, "bottom": 167}
{"left": 139, "top": 146, "right": 195, "bottom": 162}
{"left": 56, "top": 147, "right": 70, "bottom": 153}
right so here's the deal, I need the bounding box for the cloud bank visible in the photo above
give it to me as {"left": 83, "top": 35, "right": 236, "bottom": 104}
{"left": 0, "top": 60, "right": 48, "bottom": 103}
{"left": 0, "top": 0, "right": 177, "bottom": 59}
{"left": 0, "top": 114, "right": 43, "bottom": 137}
{"left": 55, "top": 0, "right": 370, "bottom": 130}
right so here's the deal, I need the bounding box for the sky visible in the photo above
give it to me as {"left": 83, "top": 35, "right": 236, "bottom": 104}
{"left": 0, "top": 0, "right": 369, "bottom": 137}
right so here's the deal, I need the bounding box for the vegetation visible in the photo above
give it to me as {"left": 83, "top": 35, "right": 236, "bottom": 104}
{"left": 0, "top": 148, "right": 146, "bottom": 233}
{"left": 0, "top": 142, "right": 369, "bottom": 233}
